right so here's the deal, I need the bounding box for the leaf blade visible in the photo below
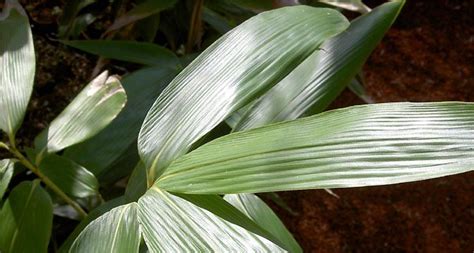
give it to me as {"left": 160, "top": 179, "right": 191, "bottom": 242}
{"left": 0, "top": 159, "right": 14, "bottom": 200}
{"left": 62, "top": 40, "right": 180, "bottom": 67}
{"left": 234, "top": 0, "right": 404, "bottom": 131}
{"left": 38, "top": 153, "right": 99, "bottom": 198}
{"left": 70, "top": 203, "right": 140, "bottom": 253}
{"left": 158, "top": 102, "right": 474, "bottom": 194}
{"left": 0, "top": 180, "right": 53, "bottom": 253}
{"left": 138, "top": 187, "right": 285, "bottom": 252}
{"left": 138, "top": 6, "right": 350, "bottom": 180}
{"left": 224, "top": 193, "right": 302, "bottom": 253}
{"left": 35, "top": 71, "right": 127, "bottom": 155}
{"left": 64, "top": 67, "right": 176, "bottom": 178}
{"left": 59, "top": 197, "right": 126, "bottom": 253}
{"left": 0, "top": 0, "right": 35, "bottom": 137}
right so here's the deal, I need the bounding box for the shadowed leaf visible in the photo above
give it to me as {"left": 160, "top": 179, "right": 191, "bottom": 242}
{"left": 0, "top": 180, "right": 53, "bottom": 253}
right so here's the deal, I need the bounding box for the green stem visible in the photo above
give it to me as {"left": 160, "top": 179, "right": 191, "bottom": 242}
{"left": 8, "top": 146, "right": 88, "bottom": 218}
{"left": 0, "top": 141, "right": 9, "bottom": 150}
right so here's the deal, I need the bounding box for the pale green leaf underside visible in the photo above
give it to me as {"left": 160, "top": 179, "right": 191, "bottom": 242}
{"left": 0, "top": 0, "right": 35, "bottom": 137}
{"left": 234, "top": 0, "right": 404, "bottom": 131}
{"left": 158, "top": 102, "right": 474, "bottom": 194}
{"left": 0, "top": 181, "right": 53, "bottom": 253}
{"left": 138, "top": 187, "right": 285, "bottom": 252}
{"left": 69, "top": 203, "right": 140, "bottom": 253}
{"left": 35, "top": 71, "right": 127, "bottom": 154}
{"left": 138, "top": 6, "right": 349, "bottom": 180}
{"left": 62, "top": 40, "right": 180, "bottom": 68}
{"left": 39, "top": 153, "right": 99, "bottom": 198}
{"left": 0, "top": 159, "right": 14, "bottom": 200}
{"left": 64, "top": 67, "right": 176, "bottom": 177}
{"left": 225, "top": 194, "right": 302, "bottom": 253}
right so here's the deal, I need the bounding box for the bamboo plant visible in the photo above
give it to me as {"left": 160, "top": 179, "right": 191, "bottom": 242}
{"left": 1, "top": 0, "right": 472, "bottom": 252}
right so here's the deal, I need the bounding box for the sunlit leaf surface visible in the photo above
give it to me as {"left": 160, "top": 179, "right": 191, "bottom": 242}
{"left": 70, "top": 203, "right": 140, "bottom": 253}
{"left": 158, "top": 102, "right": 474, "bottom": 193}
{"left": 138, "top": 187, "right": 285, "bottom": 252}
{"left": 0, "top": 0, "right": 35, "bottom": 137}
{"left": 225, "top": 193, "right": 302, "bottom": 253}
{"left": 138, "top": 6, "right": 349, "bottom": 181}
{"left": 35, "top": 71, "right": 126, "bottom": 155}
{"left": 0, "top": 159, "right": 14, "bottom": 200}
{"left": 65, "top": 67, "right": 175, "bottom": 178}
{"left": 234, "top": 0, "right": 404, "bottom": 131}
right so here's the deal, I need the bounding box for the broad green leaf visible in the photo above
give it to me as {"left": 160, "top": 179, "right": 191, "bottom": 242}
{"left": 35, "top": 71, "right": 126, "bottom": 156}
{"left": 225, "top": 193, "right": 302, "bottom": 253}
{"left": 62, "top": 40, "right": 180, "bottom": 68}
{"left": 234, "top": 0, "right": 404, "bottom": 131}
{"left": 316, "top": 0, "right": 370, "bottom": 13}
{"left": 105, "top": 0, "right": 177, "bottom": 34}
{"left": 138, "top": 6, "right": 350, "bottom": 181}
{"left": 158, "top": 102, "right": 474, "bottom": 194}
{"left": 176, "top": 193, "right": 291, "bottom": 251}
{"left": 0, "top": 0, "right": 35, "bottom": 138}
{"left": 59, "top": 197, "right": 126, "bottom": 253}
{"left": 0, "top": 159, "right": 14, "bottom": 199}
{"left": 39, "top": 153, "right": 99, "bottom": 198}
{"left": 138, "top": 187, "right": 285, "bottom": 252}
{"left": 0, "top": 180, "right": 53, "bottom": 253}
{"left": 70, "top": 203, "right": 140, "bottom": 253}
{"left": 64, "top": 67, "right": 176, "bottom": 177}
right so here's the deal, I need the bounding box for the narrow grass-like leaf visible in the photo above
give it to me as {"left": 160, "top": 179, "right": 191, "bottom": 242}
{"left": 234, "top": 0, "right": 404, "bottom": 131}
{"left": 138, "top": 6, "right": 349, "bottom": 181}
{"left": 0, "top": 159, "right": 14, "bottom": 199}
{"left": 0, "top": 180, "right": 53, "bottom": 253}
{"left": 0, "top": 0, "right": 35, "bottom": 138}
{"left": 105, "top": 0, "right": 177, "bottom": 34}
{"left": 138, "top": 187, "right": 285, "bottom": 252}
{"left": 225, "top": 194, "right": 302, "bottom": 253}
{"left": 59, "top": 197, "right": 126, "bottom": 253}
{"left": 64, "top": 67, "right": 176, "bottom": 177}
{"left": 158, "top": 102, "right": 474, "bottom": 194}
{"left": 70, "top": 203, "right": 140, "bottom": 253}
{"left": 35, "top": 71, "right": 126, "bottom": 156}
{"left": 62, "top": 40, "right": 180, "bottom": 68}
{"left": 39, "top": 153, "right": 99, "bottom": 198}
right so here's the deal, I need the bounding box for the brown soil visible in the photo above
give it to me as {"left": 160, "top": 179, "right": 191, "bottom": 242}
{"left": 271, "top": 0, "right": 474, "bottom": 252}
{"left": 1, "top": 0, "right": 473, "bottom": 252}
